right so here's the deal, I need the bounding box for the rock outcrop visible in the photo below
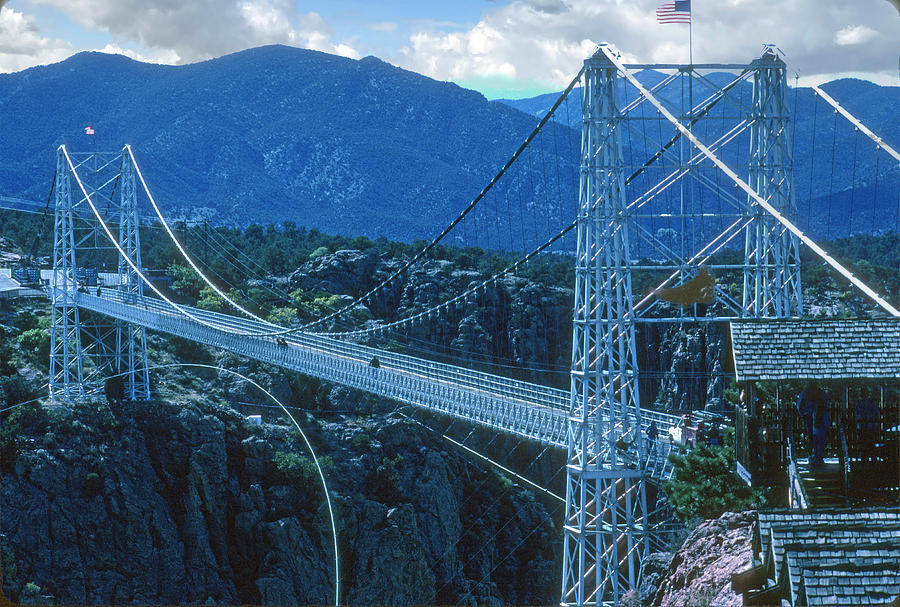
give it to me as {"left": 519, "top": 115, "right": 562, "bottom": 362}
{"left": 651, "top": 511, "right": 755, "bottom": 607}
{"left": 1, "top": 393, "right": 559, "bottom": 605}
{"left": 289, "top": 251, "right": 574, "bottom": 388}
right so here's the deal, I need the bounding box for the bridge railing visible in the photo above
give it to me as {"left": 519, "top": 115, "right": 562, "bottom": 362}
{"left": 117, "top": 290, "right": 573, "bottom": 412}
{"left": 179, "top": 297, "right": 682, "bottom": 430}
{"left": 74, "top": 289, "right": 682, "bottom": 480}
{"left": 78, "top": 290, "right": 571, "bottom": 445}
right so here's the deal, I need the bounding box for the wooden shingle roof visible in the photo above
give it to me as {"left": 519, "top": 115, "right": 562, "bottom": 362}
{"left": 802, "top": 564, "right": 900, "bottom": 606}
{"left": 754, "top": 509, "right": 900, "bottom": 606}
{"left": 786, "top": 545, "right": 900, "bottom": 605}
{"left": 769, "top": 522, "right": 900, "bottom": 583}
{"left": 730, "top": 319, "right": 900, "bottom": 381}
{"left": 758, "top": 509, "right": 900, "bottom": 569}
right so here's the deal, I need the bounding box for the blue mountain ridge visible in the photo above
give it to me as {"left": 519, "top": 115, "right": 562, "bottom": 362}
{"left": 1, "top": 45, "right": 898, "bottom": 246}
{"left": 0, "top": 45, "right": 574, "bottom": 246}
{"left": 500, "top": 73, "right": 900, "bottom": 240}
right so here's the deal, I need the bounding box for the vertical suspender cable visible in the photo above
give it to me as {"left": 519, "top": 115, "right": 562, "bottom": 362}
{"left": 807, "top": 95, "right": 819, "bottom": 233}
{"left": 825, "top": 110, "right": 838, "bottom": 240}
{"left": 847, "top": 129, "right": 859, "bottom": 237}
{"left": 871, "top": 152, "right": 880, "bottom": 236}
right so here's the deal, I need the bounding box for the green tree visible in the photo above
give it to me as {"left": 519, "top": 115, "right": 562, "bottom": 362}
{"left": 168, "top": 263, "right": 202, "bottom": 298}
{"left": 267, "top": 306, "right": 297, "bottom": 325}
{"left": 17, "top": 327, "right": 50, "bottom": 367}
{"left": 664, "top": 428, "right": 771, "bottom": 523}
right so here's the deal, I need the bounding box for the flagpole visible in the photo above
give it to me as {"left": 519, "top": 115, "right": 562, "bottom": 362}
{"left": 688, "top": 5, "right": 693, "bottom": 120}
{"left": 689, "top": 7, "right": 693, "bottom": 66}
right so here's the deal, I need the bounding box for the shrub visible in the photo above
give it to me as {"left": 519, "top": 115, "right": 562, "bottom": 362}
{"left": 273, "top": 451, "right": 334, "bottom": 485}
{"left": 664, "top": 428, "right": 771, "bottom": 523}
{"left": 351, "top": 432, "right": 372, "bottom": 451}
{"left": 368, "top": 454, "right": 403, "bottom": 503}
{"left": 22, "top": 582, "right": 41, "bottom": 599}
{"left": 197, "top": 286, "right": 226, "bottom": 312}
{"left": 267, "top": 306, "right": 297, "bottom": 325}
{"left": 17, "top": 328, "right": 50, "bottom": 367}
{"left": 0, "top": 375, "right": 39, "bottom": 409}
{"left": 84, "top": 472, "right": 103, "bottom": 496}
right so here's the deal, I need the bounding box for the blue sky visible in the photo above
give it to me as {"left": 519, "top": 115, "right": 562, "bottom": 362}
{"left": 1, "top": 0, "right": 898, "bottom": 99}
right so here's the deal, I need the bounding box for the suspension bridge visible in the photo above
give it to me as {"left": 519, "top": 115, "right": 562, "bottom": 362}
{"left": 4, "top": 44, "right": 899, "bottom": 606}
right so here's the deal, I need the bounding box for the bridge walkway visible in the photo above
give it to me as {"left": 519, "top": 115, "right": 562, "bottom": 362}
{"left": 70, "top": 289, "right": 682, "bottom": 480}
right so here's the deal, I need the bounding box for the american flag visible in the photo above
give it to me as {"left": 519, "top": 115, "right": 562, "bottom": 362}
{"left": 657, "top": 0, "right": 691, "bottom": 24}
{"left": 84, "top": 126, "right": 95, "bottom": 135}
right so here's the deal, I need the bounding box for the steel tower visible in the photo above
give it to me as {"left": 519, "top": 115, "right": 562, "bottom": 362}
{"left": 743, "top": 49, "right": 802, "bottom": 317}
{"left": 562, "top": 48, "right": 647, "bottom": 607}
{"left": 49, "top": 147, "right": 150, "bottom": 403}
{"left": 49, "top": 150, "right": 86, "bottom": 401}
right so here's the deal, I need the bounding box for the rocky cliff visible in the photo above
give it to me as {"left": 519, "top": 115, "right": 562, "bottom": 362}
{"left": 288, "top": 249, "right": 729, "bottom": 408}
{"left": 1, "top": 384, "right": 559, "bottom": 605}
{"left": 650, "top": 512, "right": 754, "bottom": 607}
{"left": 288, "top": 250, "right": 574, "bottom": 389}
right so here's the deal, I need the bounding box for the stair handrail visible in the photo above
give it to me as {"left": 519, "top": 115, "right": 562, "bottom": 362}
{"left": 786, "top": 436, "right": 809, "bottom": 510}
{"left": 839, "top": 416, "right": 851, "bottom": 504}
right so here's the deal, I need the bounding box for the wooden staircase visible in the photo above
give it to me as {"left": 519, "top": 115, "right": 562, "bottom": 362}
{"left": 795, "top": 459, "right": 847, "bottom": 507}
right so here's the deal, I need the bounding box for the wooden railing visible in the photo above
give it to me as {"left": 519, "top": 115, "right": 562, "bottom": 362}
{"left": 786, "top": 436, "right": 809, "bottom": 510}
{"left": 839, "top": 418, "right": 851, "bottom": 503}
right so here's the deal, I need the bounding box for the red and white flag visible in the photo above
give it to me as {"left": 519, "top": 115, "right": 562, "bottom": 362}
{"left": 657, "top": 0, "right": 691, "bottom": 24}
{"left": 84, "top": 126, "right": 95, "bottom": 135}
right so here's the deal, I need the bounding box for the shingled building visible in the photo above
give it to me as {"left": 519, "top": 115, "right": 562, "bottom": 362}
{"left": 728, "top": 318, "right": 899, "bottom": 504}
{"left": 728, "top": 319, "right": 900, "bottom": 605}
{"left": 732, "top": 508, "right": 900, "bottom": 605}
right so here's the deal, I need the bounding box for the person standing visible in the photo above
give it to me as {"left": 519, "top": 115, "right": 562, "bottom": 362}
{"left": 811, "top": 397, "right": 831, "bottom": 466}
{"left": 647, "top": 420, "right": 658, "bottom": 456}
{"left": 796, "top": 384, "right": 818, "bottom": 454}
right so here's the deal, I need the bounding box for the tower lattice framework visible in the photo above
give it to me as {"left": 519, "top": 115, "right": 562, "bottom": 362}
{"left": 743, "top": 50, "right": 802, "bottom": 317}
{"left": 562, "top": 49, "right": 647, "bottom": 607}
{"left": 562, "top": 44, "right": 806, "bottom": 605}
{"left": 49, "top": 147, "right": 150, "bottom": 403}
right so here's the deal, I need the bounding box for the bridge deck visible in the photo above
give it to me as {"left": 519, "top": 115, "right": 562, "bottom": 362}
{"left": 70, "top": 290, "right": 681, "bottom": 479}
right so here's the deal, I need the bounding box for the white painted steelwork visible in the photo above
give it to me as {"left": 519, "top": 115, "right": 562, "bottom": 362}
{"left": 562, "top": 49, "right": 647, "bottom": 607}
{"left": 49, "top": 148, "right": 151, "bottom": 402}
{"left": 70, "top": 288, "right": 682, "bottom": 481}
{"left": 811, "top": 85, "right": 900, "bottom": 164}
{"left": 600, "top": 46, "right": 900, "bottom": 319}
{"left": 743, "top": 50, "right": 802, "bottom": 317}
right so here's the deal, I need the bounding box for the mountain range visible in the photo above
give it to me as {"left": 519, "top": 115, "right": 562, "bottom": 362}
{"left": 502, "top": 71, "right": 900, "bottom": 240}
{"left": 1, "top": 45, "right": 898, "bottom": 247}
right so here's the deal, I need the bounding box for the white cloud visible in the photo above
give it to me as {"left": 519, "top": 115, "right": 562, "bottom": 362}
{"left": 835, "top": 24, "right": 878, "bottom": 46}
{"left": 92, "top": 43, "right": 180, "bottom": 65}
{"left": 25, "top": 0, "right": 358, "bottom": 64}
{"left": 3, "top": 0, "right": 899, "bottom": 93}
{"left": 396, "top": 0, "right": 900, "bottom": 94}
{"left": 0, "top": 6, "right": 72, "bottom": 72}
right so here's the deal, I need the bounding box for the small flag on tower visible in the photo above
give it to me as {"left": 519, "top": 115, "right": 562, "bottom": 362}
{"left": 84, "top": 126, "right": 95, "bottom": 135}
{"left": 657, "top": 0, "right": 691, "bottom": 24}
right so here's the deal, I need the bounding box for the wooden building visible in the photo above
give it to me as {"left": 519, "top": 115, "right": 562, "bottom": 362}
{"left": 728, "top": 318, "right": 900, "bottom": 506}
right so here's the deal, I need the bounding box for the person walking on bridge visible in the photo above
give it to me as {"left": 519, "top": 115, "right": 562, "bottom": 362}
{"left": 646, "top": 420, "right": 658, "bottom": 457}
